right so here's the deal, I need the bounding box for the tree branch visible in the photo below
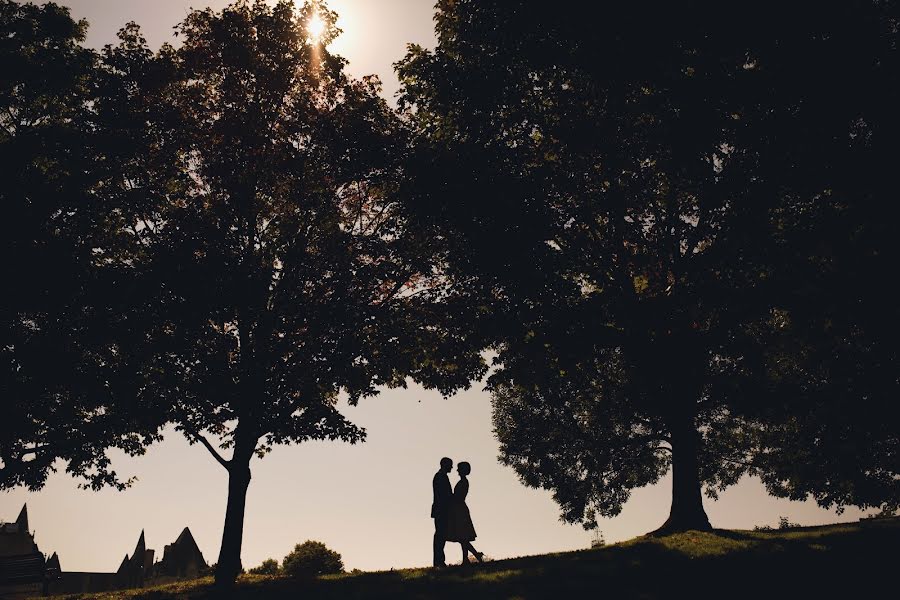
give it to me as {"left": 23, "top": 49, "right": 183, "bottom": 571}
{"left": 376, "top": 272, "right": 415, "bottom": 309}
{"left": 182, "top": 425, "right": 231, "bottom": 470}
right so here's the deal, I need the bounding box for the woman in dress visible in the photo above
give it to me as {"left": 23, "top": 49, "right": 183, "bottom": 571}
{"left": 445, "top": 461, "right": 484, "bottom": 564}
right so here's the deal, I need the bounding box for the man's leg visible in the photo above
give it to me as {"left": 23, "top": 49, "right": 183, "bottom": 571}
{"left": 433, "top": 516, "right": 447, "bottom": 566}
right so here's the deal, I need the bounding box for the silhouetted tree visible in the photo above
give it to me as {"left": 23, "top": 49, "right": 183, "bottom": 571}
{"left": 89, "top": 0, "right": 483, "bottom": 588}
{"left": 2, "top": 0, "right": 483, "bottom": 590}
{"left": 0, "top": 1, "right": 164, "bottom": 492}
{"left": 397, "top": 0, "right": 900, "bottom": 532}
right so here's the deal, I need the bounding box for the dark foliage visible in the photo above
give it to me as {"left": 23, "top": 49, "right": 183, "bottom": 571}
{"left": 282, "top": 540, "right": 343, "bottom": 578}
{"left": 397, "top": 0, "right": 900, "bottom": 531}
{"left": 0, "top": 0, "right": 163, "bottom": 493}
{"left": 248, "top": 558, "right": 280, "bottom": 576}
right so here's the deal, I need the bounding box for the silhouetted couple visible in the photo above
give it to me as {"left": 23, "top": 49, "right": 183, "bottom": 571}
{"left": 432, "top": 457, "right": 484, "bottom": 567}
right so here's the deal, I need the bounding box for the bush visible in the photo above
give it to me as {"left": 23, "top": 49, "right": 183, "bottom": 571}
{"left": 248, "top": 558, "right": 280, "bottom": 575}
{"left": 862, "top": 507, "right": 898, "bottom": 520}
{"left": 200, "top": 562, "right": 245, "bottom": 576}
{"left": 778, "top": 516, "right": 800, "bottom": 530}
{"left": 282, "top": 540, "right": 344, "bottom": 578}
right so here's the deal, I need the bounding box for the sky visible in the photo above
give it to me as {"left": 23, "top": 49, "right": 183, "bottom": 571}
{"left": 59, "top": 0, "right": 437, "bottom": 103}
{"left": 1, "top": 0, "right": 876, "bottom": 575}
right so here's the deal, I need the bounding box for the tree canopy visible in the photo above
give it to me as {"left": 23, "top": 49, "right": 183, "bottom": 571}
{"left": 94, "top": 0, "right": 484, "bottom": 584}
{"left": 0, "top": 0, "right": 164, "bottom": 493}
{"left": 2, "top": 0, "right": 484, "bottom": 587}
{"left": 397, "top": 0, "right": 900, "bottom": 531}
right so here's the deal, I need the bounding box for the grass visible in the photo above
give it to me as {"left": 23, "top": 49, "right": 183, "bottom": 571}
{"left": 39, "top": 517, "right": 899, "bottom": 599}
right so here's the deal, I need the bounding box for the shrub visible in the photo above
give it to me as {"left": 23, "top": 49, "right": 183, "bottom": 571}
{"left": 862, "top": 507, "right": 898, "bottom": 520}
{"left": 200, "top": 562, "right": 245, "bottom": 576}
{"left": 249, "top": 558, "right": 280, "bottom": 575}
{"left": 282, "top": 540, "right": 344, "bottom": 578}
{"left": 778, "top": 516, "right": 800, "bottom": 530}
{"left": 755, "top": 517, "right": 801, "bottom": 531}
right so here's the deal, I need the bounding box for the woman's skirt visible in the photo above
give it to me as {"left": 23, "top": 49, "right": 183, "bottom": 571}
{"left": 446, "top": 501, "right": 477, "bottom": 542}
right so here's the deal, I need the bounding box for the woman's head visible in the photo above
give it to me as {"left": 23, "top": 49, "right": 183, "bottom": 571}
{"left": 457, "top": 461, "right": 471, "bottom": 476}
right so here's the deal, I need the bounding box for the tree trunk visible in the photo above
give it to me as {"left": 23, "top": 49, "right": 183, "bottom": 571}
{"left": 214, "top": 458, "right": 252, "bottom": 587}
{"left": 655, "top": 406, "right": 712, "bottom": 534}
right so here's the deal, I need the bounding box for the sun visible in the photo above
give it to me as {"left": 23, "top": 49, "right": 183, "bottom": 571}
{"left": 308, "top": 12, "right": 326, "bottom": 42}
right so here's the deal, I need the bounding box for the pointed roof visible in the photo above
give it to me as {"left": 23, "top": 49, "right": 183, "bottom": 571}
{"left": 159, "top": 526, "right": 207, "bottom": 574}
{"left": 174, "top": 527, "right": 198, "bottom": 550}
{"left": 132, "top": 530, "right": 146, "bottom": 559}
{"left": 174, "top": 526, "right": 206, "bottom": 565}
{"left": 46, "top": 551, "right": 61, "bottom": 572}
{"left": 117, "top": 553, "right": 130, "bottom": 574}
{"left": 15, "top": 504, "right": 28, "bottom": 533}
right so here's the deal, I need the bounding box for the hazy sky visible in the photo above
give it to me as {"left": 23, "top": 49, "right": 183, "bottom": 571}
{"left": 54, "top": 0, "right": 438, "bottom": 102}
{"left": 1, "top": 0, "right": 875, "bottom": 574}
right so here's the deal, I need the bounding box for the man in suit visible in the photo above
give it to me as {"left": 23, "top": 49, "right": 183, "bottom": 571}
{"left": 431, "top": 457, "right": 453, "bottom": 567}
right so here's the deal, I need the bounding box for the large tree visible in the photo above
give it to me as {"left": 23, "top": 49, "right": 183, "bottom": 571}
{"left": 3, "top": 0, "right": 483, "bottom": 588}
{"left": 94, "top": 0, "right": 483, "bottom": 586}
{"left": 397, "top": 0, "right": 900, "bottom": 532}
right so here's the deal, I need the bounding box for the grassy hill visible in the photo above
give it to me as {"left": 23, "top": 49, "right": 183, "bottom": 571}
{"left": 44, "top": 517, "right": 898, "bottom": 599}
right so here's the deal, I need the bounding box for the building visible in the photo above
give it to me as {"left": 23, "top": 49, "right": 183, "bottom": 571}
{"left": 46, "top": 528, "right": 154, "bottom": 595}
{"left": 0, "top": 505, "right": 46, "bottom": 599}
{"left": 1, "top": 504, "right": 208, "bottom": 597}
{"left": 153, "top": 527, "right": 208, "bottom": 583}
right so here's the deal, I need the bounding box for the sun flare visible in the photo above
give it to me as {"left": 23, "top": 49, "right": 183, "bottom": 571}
{"left": 308, "top": 12, "right": 326, "bottom": 42}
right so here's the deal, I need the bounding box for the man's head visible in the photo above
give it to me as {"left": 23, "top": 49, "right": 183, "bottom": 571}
{"left": 440, "top": 457, "right": 453, "bottom": 473}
